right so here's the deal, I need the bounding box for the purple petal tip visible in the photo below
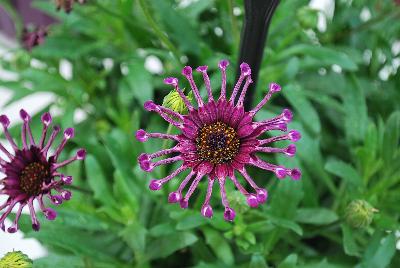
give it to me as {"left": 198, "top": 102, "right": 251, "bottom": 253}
{"left": 164, "top": 77, "right": 178, "bottom": 86}
{"left": 218, "top": 59, "right": 229, "bottom": 69}
{"left": 144, "top": 100, "right": 157, "bottom": 111}
{"left": 256, "top": 188, "right": 268, "bottom": 204}
{"left": 223, "top": 207, "right": 236, "bottom": 221}
{"left": 168, "top": 191, "right": 181, "bottom": 203}
{"left": 64, "top": 128, "right": 75, "bottom": 139}
{"left": 289, "top": 130, "right": 301, "bottom": 142}
{"left": 149, "top": 179, "right": 162, "bottom": 191}
{"left": 196, "top": 66, "right": 208, "bottom": 72}
{"left": 44, "top": 208, "right": 57, "bottom": 220}
{"left": 62, "top": 190, "right": 72, "bottom": 200}
{"left": 32, "top": 223, "right": 40, "bottom": 231}
{"left": 7, "top": 226, "right": 18, "bottom": 233}
{"left": 182, "top": 66, "right": 192, "bottom": 76}
{"left": 41, "top": 112, "right": 52, "bottom": 126}
{"left": 275, "top": 167, "right": 287, "bottom": 179}
{"left": 76, "top": 149, "right": 86, "bottom": 160}
{"left": 291, "top": 168, "right": 302, "bottom": 180}
{"left": 240, "top": 63, "right": 251, "bottom": 76}
{"left": 201, "top": 205, "right": 213, "bottom": 218}
{"left": 180, "top": 199, "right": 189, "bottom": 209}
{"left": 135, "top": 129, "right": 148, "bottom": 142}
{"left": 282, "top": 109, "right": 293, "bottom": 122}
{"left": 61, "top": 175, "right": 73, "bottom": 184}
{"left": 247, "top": 194, "right": 259, "bottom": 208}
{"left": 19, "top": 109, "right": 31, "bottom": 122}
{"left": 0, "top": 115, "right": 10, "bottom": 128}
{"left": 51, "top": 195, "right": 63, "bottom": 205}
{"left": 270, "top": 83, "right": 281, "bottom": 93}
{"left": 285, "top": 144, "right": 297, "bottom": 157}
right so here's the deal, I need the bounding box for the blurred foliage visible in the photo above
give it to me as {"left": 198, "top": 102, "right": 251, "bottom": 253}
{"left": 0, "top": 0, "right": 399, "bottom": 267}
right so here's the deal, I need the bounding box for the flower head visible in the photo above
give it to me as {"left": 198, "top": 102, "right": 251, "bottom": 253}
{"left": 21, "top": 27, "right": 47, "bottom": 51}
{"left": 56, "top": 0, "right": 86, "bottom": 13}
{"left": 137, "top": 60, "right": 301, "bottom": 221}
{"left": 0, "top": 110, "right": 86, "bottom": 233}
{"left": 345, "top": 200, "right": 378, "bottom": 228}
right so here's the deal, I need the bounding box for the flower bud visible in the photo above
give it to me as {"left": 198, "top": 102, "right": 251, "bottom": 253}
{"left": 345, "top": 200, "right": 378, "bottom": 228}
{"left": 0, "top": 251, "right": 33, "bottom": 268}
{"left": 162, "top": 89, "right": 193, "bottom": 114}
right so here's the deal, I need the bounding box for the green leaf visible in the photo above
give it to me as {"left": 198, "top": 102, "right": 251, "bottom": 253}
{"left": 146, "top": 232, "right": 198, "bottom": 260}
{"left": 249, "top": 253, "right": 268, "bottom": 268}
{"left": 203, "top": 227, "right": 234, "bottom": 265}
{"left": 360, "top": 232, "right": 397, "bottom": 268}
{"left": 119, "top": 59, "right": 153, "bottom": 105}
{"left": 342, "top": 75, "right": 368, "bottom": 144}
{"left": 341, "top": 224, "right": 360, "bottom": 257}
{"left": 283, "top": 84, "right": 321, "bottom": 134}
{"left": 269, "top": 216, "right": 303, "bottom": 236}
{"left": 295, "top": 208, "right": 338, "bottom": 225}
{"left": 382, "top": 111, "right": 400, "bottom": 164}
{"left": 85, "top": 155, "right": 118, "bottom": 209}
{"left": 176, "top": 214, "right": 208, "bottom": 230}
{"left": 325, "top": 159, "right": 363, "bottom": 187}
{"left": 278, "top": 254, "right": 298, "bottom": 268}
{"left": 33, "top": 254, "right": 117, "bottom": 268}
{"left": 276, "top": 44, "right": 358, "bottom": 71}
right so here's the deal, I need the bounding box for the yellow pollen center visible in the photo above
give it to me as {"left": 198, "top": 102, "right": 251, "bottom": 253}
{"left": 196, "top": 122, "right": 240, "bottom": 164}
{"left": 19, "top": 162, "right": 50, "bottom": 196}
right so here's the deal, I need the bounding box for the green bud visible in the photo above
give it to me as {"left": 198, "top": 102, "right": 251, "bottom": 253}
{"left": 228, "top": 191, "right": 249, "bottom": 214}
{"left": 162, "top": 89, "right": 193, "bottom": 115}
{"left": 345, "top": 200, "right": 378, "bottom": 228}
{"left": 297, "top": 6, "right": 319, "bottom": 29}
{"left": 0, "top": 251, "right": 33, "bottom": 268}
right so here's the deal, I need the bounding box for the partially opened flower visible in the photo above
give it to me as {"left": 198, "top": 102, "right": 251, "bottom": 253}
{"left": 136, "top": 60, "right": 301, "bottom": 221}
{"left": 0, "top": 110, "right": 86, "bottom": 232}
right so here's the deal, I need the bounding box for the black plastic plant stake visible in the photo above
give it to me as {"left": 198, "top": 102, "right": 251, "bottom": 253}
{"left": 237, "top": 0, "right": 280, "bottom": 109}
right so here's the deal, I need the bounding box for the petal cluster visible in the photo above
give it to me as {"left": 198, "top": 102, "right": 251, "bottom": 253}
{"left": 0, "top": 110, "right": 86, "bottom": 232}
{"left": 137, "top": 60, "right": 301, "bottom": 221}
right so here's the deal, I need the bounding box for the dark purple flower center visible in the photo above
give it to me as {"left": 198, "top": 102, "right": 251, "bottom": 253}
{"left": 19, "top": 162, "right": 50, "bottom": 196}
{"left": 196, "top": 122, "right": 240, "bottom": 164}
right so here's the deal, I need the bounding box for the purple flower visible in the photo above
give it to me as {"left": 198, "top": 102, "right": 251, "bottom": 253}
{"left": 136, "top": 60, "right": 301, "bottom": 221}
{"left": 0, "top": 110, "right": 86, "bottom": 233}
{"left": 21, "top": 27, "right": 48, "bottom": 51}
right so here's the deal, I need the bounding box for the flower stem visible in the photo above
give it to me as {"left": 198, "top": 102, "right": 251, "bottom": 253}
{"left": 138, "top": 0, "right": 182, "bottom": 64}
{"left": 236, "top": 0, "right": 280, "bottom": 109}
{"left": 228, "top": 0, "right": 240, "bottom": 52}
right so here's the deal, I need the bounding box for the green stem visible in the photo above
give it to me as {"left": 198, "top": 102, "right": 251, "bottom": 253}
{"left": 162, "top": 124, "right": 174, "bottom": 150}
{"left": 228, "top": 0, "right": 240, "bottom": 52}
{"left": 137, "top": 0, "right": 182, "bottom": 64}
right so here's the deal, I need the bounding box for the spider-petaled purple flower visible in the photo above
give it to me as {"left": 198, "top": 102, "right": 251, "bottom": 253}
{"left": 136, "top": 60, "right": 301, "bottom": 221}
{"left": 0, "top": 110, "right": 86, "bottom": 232}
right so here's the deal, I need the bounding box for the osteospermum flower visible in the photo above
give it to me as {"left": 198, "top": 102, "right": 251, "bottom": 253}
{"left": 21, "top": 27, "right": 47, "bottom": 51}
{"left": 56, "top": 0, "right": 86, "bottom": 13}
{"left": 136, "top": 60, "right": 301, "bottom": 221}
{"left": 0, "top": 110, "right": 86, "bottom": 232}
